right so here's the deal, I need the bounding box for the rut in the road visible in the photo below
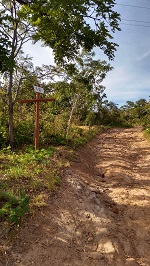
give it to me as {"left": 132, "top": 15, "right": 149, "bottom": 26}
{"left": 2, "top": 127, "right": 150, "bottom": 266}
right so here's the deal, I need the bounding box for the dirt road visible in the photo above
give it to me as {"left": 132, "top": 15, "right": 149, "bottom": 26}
{"left": 2, "top": 127, "right": 150, "bottom": 266}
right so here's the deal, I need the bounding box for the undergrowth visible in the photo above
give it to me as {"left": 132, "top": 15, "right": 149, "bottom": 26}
{"left": 144, "top": 127, "right": 150, "bottom": 141}
{"left": 0, "top": 190, "right": 29, "bottom": 224}
{"left": 0, "top": 125, "right": 104, "bottom": 226}
{"left": 67, "top": 125, "right": 104, "bottom": 148}
{"left": 0, "top": 146, "right": 60, "bottom": 225}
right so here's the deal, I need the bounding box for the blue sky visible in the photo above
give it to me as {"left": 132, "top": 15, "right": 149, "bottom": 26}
{"left": 24, "top": 0, "right": 150, "bottom": 107}
{"left": 103, "top": 0, "right": 150, "bottom": 106}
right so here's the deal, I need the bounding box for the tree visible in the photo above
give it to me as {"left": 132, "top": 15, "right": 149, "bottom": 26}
{"left": 46, "top": 51, "right": 112, "bottom": 137}
{"left": 0, "top": 0, "right": 56, "bottom": 149}
{"left": 135, "top": 99, "right": 148, "bottom": 119}
{"left": 96, "top": 100, "right": 121, "bottom": 125}
{"left": 21, "top": 0, "right": 121, "bottom": 63}
{"left": 68, "top": 51, "right": 112, "bottom": 126}
{"left": 120, "top": 99, "right": 150, "bottom": 127}
{"left": 1, "top": 0, "right": 120, "bottom": 149}
{"left": 0, "top": 0, "right": 36, "bottom": 149}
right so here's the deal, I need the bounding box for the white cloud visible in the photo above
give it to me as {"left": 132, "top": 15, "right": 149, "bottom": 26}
{"left": 23, "top": 41, "right": 54, "bottom": 66}
{"left": 136, "top": 51, "right": 150, "bottom": 62}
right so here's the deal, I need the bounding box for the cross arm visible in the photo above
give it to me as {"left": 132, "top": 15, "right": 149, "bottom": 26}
{"left": 19, "top": 98, "right": 55, "bottom": 104}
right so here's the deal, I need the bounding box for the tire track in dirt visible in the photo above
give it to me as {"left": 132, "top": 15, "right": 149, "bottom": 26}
{"left": 1, "top": 127, "right": 150, "bottom": 266}
{"left": 93, "top": 127, "right": 150, "bottom": 266}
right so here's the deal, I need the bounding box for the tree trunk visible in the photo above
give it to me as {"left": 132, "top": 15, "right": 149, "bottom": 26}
{"left": 8, "top": 72, "right": 14, "bottom": 150}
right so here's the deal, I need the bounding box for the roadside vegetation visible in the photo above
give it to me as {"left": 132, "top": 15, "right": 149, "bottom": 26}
{"left": 0, "top": 0, "right": 150, "bottom": 227}
{"left": 1, "top": 96, "right": 150, "bottom": 226}
{"left": 0, "top": 124, "right": 104, "bottom": 225}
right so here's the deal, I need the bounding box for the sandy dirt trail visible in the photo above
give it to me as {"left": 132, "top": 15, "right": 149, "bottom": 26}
{"left": 1, "top": 127, "right": 150, "bottom": 266}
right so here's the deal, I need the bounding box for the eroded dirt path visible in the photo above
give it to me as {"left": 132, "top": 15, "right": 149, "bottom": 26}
{"left": 2, "top": 127, "right": 150, "bottom": 266}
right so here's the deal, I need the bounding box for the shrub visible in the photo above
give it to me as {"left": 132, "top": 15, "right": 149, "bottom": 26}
{"left": 14, "top": 121, "right": 34, "bottom": 147}
{"left": 0, "top": 190, "right": 30, "bottom": 224}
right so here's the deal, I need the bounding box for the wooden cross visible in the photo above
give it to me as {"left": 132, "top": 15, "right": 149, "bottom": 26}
{"left": 19, "top": 85, "right": 55, "bottom": 150}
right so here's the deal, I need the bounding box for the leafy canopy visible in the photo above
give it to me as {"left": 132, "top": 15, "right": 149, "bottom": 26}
{"left": 20, "top": 0, "right": 121, "bottom": 63}
{"left": 0, "top": 11, "right": 14, "bottom": 72}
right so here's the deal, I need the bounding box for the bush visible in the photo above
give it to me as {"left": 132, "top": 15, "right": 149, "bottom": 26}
{"left": 0, "top": 190, "right": 30, "bottom": 224}
{"left": 144, "top": 127, "right": 150, "bottom": 141}
{"left": 14, "top": 121, "right": 34, "bottom": 147}
{"left": 0, "top": 126, "right": 9, "bottom": 148}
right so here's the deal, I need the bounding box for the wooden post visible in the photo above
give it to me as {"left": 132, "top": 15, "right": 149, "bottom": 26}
{"left": 35, "top": 92, "right": 40, "bottom": 150}
{"left": 19, "top": 86, "right": 55, "bottom": 150}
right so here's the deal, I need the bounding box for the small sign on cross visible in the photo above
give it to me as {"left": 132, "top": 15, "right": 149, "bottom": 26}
{"left": 33, "top": 85, "right": 44, "bottom": 94}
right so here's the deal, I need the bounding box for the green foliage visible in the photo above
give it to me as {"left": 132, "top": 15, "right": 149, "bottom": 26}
{"left": 2, "top": 145, "right": 11, "bottom": 153}
{"left": 41, "top": 134, "right": 67, "bottom": 146}
{"left": 67, "top": 126, "right": 100, "bottom": 148}
{"left": 24, "top": 147, "right": 55, "bottom": 162}
{"left": 120, "top": 98, "right": 150, "bottom": 127}
{"left": 0, "top": 103, "right": 9, "bottom": 148}
{"left": 39, "top": 112, "right": 67, "bottom": 146}
{"left": 1, "top": 0, "right": 121, "bottom": 150}
{"left": 20, "top": 0, "right": 121, "bottom": 63}
{"left": 95, "top": 100, "right": 123, "bottom": 126}
{"left": 0, "top": 190, "right": 30, "bottom": 224}
{"left": 0, "top": 145, "right": 57, "bottom": 188}
{"left": 14, "top": 120, "right": 34, "bottom": 147}
{"left": 0, "top": 10, "right": 15, "bottom": 72}
{"left": 144, "top": 127, "right": 150, "bottom": 141}
{"left": 85, "top": 112, "right": 96, "bottom": 127}
{"left": 0, "top": 128, "right": 9, "bottom": 148}
{"left": 0, "top": 144, "right": 62, "bottom": 224}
